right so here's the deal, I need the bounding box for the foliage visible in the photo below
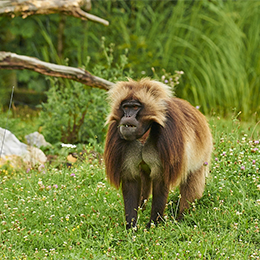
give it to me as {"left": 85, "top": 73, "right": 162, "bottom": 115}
{"left": 89, "top": 37, "right": 134, "bottom": 82}
{"left": 38, "top": 82, "right": 107, "bottom": 145}
{"left": 0, "top": 16, "right": 49, "bottom": 91}
{"left": 88, "top": 0, "right": 260, "bottom": 117}
{"left": 1, "top": 1, "right": 260, "bottom": 117}
{"left": 0, "top": 117, "right": 260, "bottom": 259}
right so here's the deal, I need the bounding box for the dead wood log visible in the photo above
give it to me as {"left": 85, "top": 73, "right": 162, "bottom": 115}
{"left": 0, "top": 51, "right": 114, "bottom": 90}
{"left": 0, "top": 0, "right": 109, "bottom": 26}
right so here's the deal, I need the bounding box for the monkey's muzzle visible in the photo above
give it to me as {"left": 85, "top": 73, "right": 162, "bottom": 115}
{"left": 119, "top": 124, "right": 138, "bottom": 141}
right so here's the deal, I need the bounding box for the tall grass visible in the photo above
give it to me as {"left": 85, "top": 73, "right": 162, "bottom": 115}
{"left": 88, "top": 0, "right": 260, "bottom": 117}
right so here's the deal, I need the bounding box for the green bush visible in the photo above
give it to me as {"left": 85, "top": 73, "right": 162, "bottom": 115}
{"left": 39, "top": 82, "right": 108, "bottom": 145}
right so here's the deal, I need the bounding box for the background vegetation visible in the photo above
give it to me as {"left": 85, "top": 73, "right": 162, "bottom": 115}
{"left": 1, "top": 0, "right": 260, "bottom": 119}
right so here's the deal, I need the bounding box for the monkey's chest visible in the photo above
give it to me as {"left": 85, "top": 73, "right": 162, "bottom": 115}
{"left": 122, "top": 140, "right": 162, "bottom": 179}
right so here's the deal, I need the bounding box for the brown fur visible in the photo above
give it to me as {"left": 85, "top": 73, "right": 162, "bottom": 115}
{"left": 104, "top": 78, "right": 212, "bottom": 227}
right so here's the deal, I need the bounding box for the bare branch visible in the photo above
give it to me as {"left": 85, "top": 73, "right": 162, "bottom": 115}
{"left": 0, "top": 0, "right": 109, "bottom": 26}
{"left": 0, "top": 52, "right": 114, "bottom": 90}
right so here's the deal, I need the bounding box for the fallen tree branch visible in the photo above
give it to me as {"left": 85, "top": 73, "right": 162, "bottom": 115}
{"left": 0, "top": 52, "right": 114, "bottom": 90}
{"left": 0, "top": 0, "right": 109, "bottom": 26}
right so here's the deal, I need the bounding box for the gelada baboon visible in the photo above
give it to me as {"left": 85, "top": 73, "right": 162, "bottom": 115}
{"left": 104, "top": 78, "right": 212, "bottom": 229}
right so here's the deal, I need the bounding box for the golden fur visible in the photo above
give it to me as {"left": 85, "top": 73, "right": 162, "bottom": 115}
{"left": 104, "top": 78, "right": 213, "bottom": 225}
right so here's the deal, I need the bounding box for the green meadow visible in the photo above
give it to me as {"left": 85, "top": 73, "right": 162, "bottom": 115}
{"left": 0, "top": 115, "right": 259, "bottom": 259}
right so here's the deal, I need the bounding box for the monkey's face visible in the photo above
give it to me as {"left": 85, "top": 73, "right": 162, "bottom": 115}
{"left": 118, "top": 100, "right": 151, "bottom": 141}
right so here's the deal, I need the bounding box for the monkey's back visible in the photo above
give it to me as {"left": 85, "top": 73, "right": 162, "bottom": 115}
{"left": 150, "top": 97, "right": 213, "bottom": 186}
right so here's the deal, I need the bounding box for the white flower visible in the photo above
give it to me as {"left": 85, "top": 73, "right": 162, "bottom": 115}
{"left": 61, "top": 143, "right": 76, "bottom": 148}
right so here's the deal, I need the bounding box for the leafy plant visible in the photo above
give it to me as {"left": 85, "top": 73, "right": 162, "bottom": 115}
{"left": 39, "top": 82, "right": 108, "bottom": 145}
{"left": 90, "top": 37, "right": 134, "bottom": 82}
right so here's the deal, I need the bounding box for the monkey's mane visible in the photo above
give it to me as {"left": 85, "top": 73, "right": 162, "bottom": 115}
{"left": 106, "top": 78, "right": 173, "bottom": 127}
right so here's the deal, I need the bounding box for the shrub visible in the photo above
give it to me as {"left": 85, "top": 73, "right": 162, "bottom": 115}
{"left": 39, "top": 82, "right": 108, "bottom": 145}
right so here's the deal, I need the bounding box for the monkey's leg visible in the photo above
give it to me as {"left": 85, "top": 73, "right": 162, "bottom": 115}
{"left": 147, "top": 179, "right": 169, "bottom": 228}
{"left": 122, "top": 178, "right": 141, "bottom": 229}
{"left": 140, "top": 170, "right": 152, "bottom": 209}
{"left": 178, "top": 166, "right": 205, "bottom": 220}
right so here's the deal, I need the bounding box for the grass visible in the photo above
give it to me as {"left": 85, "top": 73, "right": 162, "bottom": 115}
{"left": 0, "top": 106, "right": 40, "bottom": 143}
{"left": 0, "top": 115, "right": 260, "bottom": 259}
{"left": 87, "top": 0, "right": 260, "bottom": 117}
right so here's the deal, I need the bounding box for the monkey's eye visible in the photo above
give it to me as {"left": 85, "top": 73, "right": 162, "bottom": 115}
{"left": 121, "top": 101, "right": 141, "bottom": 111}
